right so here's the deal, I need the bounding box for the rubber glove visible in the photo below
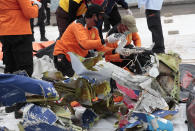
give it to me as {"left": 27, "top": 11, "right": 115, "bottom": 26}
{"left": 107, "top": 33, "right": 123, "bottom": 43}
{"left": 31, "top": 0, "right": 42, "bottom": 9}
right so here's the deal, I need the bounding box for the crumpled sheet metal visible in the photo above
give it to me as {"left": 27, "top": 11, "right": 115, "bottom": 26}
{"left": 32, "top": 55, "right": 57, "bottom": 79}
{"left": 116, "top": 82, "right": 138, "bottom": 100}
{"left": 125, "top": 112, "right": 174, "bottom": 131}
{"left": 148, "top": 55, "right": 160, "bottom": 78}
{"left": 51, "top": 105, "right": 72, "bottom": 119}
{"left": 152, "top": 110, "right": 178, "bottom": 120}
{"left": 94, "top": 60, "right": 150, "bottom": 91}
{"left": 80, "top": 52, "right": 104, "bottom": 71}
{"left": 157, "top": 52, "right": 181, "bottom": 73}
{"left": 0, "top": 73, "right": 59, "bottom": 106}
{"left": 139, "top": 78, "right": 160, "bottom": 97}
{"left": 22, "top": 104, "right": 58, "bottom": 126}
{"left": 42, "top": 71, "right": 64, "bottom": 81}
{"left": 68, "top": 52, "right": 112, "bottom": 84}
{"left": 21, "top": 104, "right": 83, "bottom": 131}
{"left": 93, "top": 81, "right": 111, "bottom": 100}
{"left": 54, "top": 78, "right": 94, "bottom": 106}
{"left": 69, "top": 52, "right": 170, "bottom": 113}
{"left": 136, "top": 90, "right": 169, "bottom": 113}
{"left": 81, "top": 108, "right": 99, "bottom": 129}
{"left": 54, "top": 77, "right": 111, "bottom": 106}
{"left": 92, "top": 54, "right": 169, "bottom": 113}
{"left": 69, "top": 51, "right": 159, "bottom": 91}
{"left": 157, "top": 53, "right": 181, "bottom": 101}
{"left": 150, "top": 78, "right": 175, "bottom": 105}
{"left": 135, "top": 78, "right": 169, "bottom": 113}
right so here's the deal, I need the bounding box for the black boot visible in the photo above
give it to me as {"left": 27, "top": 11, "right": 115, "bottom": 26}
{"left": 34, "top": 22, "right": 39, "bottom": 27}
{"left": 45, "top": 21, "right": 50, "bottom": 26}
{"left": 40, "top": 36, "right": 48, "bottom": 41}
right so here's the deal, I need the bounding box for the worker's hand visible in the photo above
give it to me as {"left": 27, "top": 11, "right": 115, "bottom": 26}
{"left": 140, "top": 4, "right": 145, "bottom": 14}
{"left": 31, "top": 0, "right": 42, "bottom": 9}
{"left": 125, "top": 9, "right": 133, "bottom": 16}
{"left": 107, "top": 33, "right": 121, "bottom": 43}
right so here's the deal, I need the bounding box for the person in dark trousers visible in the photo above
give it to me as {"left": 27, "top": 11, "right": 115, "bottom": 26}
{"left": 0, "top": 0, "right": 40, "bottom": 77}
{"left": 32, "top": 0, "right": 49, "bottom": 41}
{"left": 138, "top": 0, "right": 165, "bottom": 53}
{"left": 91, "top": 0, "right": 130, "bottom": 44}
{"left": 45, "top": 0, "right": 51, "bottom": 25}
{"left": 102, "top": 0, "right": 129, "bottom": 32}
{"left": 35, "top": 0, "right": 50, "bottom": 26}
{"left": 56, "top": 0, "right": 88, "bottom": 38}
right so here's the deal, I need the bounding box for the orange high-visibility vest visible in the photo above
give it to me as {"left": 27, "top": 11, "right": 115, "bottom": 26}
{"left": 0, "top": 0, "right": 38, "bottom": 35}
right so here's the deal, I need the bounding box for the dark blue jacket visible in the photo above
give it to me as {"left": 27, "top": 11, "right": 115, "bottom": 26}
{"left": 105, "top": 0, "right": 128, "bottom": 15}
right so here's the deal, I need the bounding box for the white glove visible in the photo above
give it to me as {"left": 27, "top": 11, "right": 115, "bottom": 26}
{"left": 31, "top": 0, "right": 42, "bottom": 9}
{"left": 126, "top": 9, "right": 133, "bottom": 15}
{"left": 107, "top": 33, "right": 122, "bottom": 43}
{"left": 140, "top": 4, "right": 145, "bottom": 14}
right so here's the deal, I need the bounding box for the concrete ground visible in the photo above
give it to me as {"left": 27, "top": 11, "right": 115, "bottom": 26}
{"left": 124, "top": 2, "right": 195, "bottom": 18}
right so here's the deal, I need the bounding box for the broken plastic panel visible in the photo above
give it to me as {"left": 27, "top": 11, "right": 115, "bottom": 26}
{"left": 94, "top": 60, "right": 150, "bottom": 91}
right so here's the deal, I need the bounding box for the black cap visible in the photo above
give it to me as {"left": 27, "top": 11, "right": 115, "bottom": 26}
{"left": 85, "top": 4, "right": 104, "bottom": 18}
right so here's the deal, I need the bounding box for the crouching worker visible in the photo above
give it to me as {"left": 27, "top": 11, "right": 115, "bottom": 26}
{"left": 105, "top": 15, "right": 153, "bottom": 74}
{"left": 53, "top": 4, "right": 130, "bottom": 77}
{"left": 107, "top": 15, "right": 141, "bottom": 48}
{"left": 105, "top": 15, "right": 141, "bottom": 67}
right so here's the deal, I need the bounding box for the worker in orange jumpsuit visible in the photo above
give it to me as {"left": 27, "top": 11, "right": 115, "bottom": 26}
{"left": 0, "top": 0, "right": 40, "bottom": 76}
{"left": 105, "top": 15, "right": 141, "bottom": 67}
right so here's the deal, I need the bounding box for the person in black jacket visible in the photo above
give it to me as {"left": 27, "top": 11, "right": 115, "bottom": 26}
{"left": 91, "top": 0, "right": 131, "bottom": 44}
{"left": 103, "top": 0, "right": 129, "bottom": 32}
